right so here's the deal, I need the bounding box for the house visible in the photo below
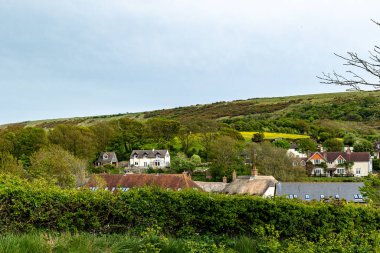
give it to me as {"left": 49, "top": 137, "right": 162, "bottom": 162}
{"left": 130, "top": 149, "right": 170, "bottom": 169}
{"left": 374, "top": 141, "right": 380, "bottom": 158}
{"left": 195, "top": 168, "right": 277, "bottom": 197}
{"left": 86, "top": 172, "right": 202, "bottom": 191}
{"left": 294, "top": 149, "right": 372, "bottom": 177}
{"left": 95, "top": 152, "right": 118, "bottom": 167}
{"left": 276, "top": 182, "right": 365, "bottom": 203}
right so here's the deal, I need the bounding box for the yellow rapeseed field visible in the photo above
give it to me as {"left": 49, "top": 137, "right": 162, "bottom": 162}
{"left": 240, "top": 131, "right": 310, "bottom": 141}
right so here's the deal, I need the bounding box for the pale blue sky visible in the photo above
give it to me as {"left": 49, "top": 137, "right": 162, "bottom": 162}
{"left": 0, "top": 0, "right": 379, "bottom": 124}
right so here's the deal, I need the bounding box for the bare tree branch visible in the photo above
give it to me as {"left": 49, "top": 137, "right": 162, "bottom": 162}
{"left": 317, "top": 20, "right": 380, "bottom": 90}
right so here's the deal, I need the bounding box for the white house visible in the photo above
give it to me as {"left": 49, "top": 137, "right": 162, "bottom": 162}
{"left": 130, "top": 149, "right": 170, "bottom": 168}
{"left": 299, "top": 150, "right": 372, "bottom": 177}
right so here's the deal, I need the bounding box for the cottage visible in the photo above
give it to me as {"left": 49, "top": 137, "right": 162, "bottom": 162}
{"left": 86, "top": 173, "right": 202, "bottom": 191}
{"left": 130, "top": 149, "right": 170, "bottom": 169}
{"left": 294, "top": 150, "right": 372, "bottom": 177}
{"left": 276, "top": 182, "right": 365, "bottom": 202}
{"left": 95, "top": 152, "right": 118, "bottom": 167}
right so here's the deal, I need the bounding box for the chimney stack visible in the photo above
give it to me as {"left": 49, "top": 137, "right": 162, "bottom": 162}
{"left": 232, "top": 170, "right": 237, "bottom": 181}
{"left": 222, "top": 176, "right": 227, "bottom": 183}
{"left": 251, "top": 166, "right": 258, "bottom": 177}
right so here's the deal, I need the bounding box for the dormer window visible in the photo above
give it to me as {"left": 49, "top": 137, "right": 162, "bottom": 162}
{"left": 337, "top": 159, "right": 344, "bottom": 164}
{"left": 103, "top": 154, "right": 108, "bottom": 160}
{"left": 134, "top": 154, "right": 138, "bottom": 159}
{"left": 144, "top": 154, "right": 148, "bottom": 158}
{"left": 156, "top": 154, "right": 161, "bottom": 158}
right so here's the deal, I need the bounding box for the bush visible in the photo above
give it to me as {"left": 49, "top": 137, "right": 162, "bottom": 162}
{"left": 1, "top": 175, "right": 380, "bottom": 242}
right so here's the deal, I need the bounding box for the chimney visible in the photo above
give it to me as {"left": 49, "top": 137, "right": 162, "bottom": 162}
{"left": 232, "top": 170, "right": 237, "bottom": 181}
{"left": 346, "top": 146, "right": 351, "bottom": 154}
{"left": 152, "top": 149, "right": 155, "bottom": 152}
{"left": 222, "top": 176, "right": 227, "bottom": 183}
{"left": 251, "top": 166, "right": 258, "bottom": 177}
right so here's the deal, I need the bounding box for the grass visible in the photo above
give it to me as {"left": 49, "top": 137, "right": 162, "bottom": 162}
{"left": 240, "top": 131, "right": 310, "bottom": 141}
{"left": 0, "top": 231, "right": 379, "bottom": 253}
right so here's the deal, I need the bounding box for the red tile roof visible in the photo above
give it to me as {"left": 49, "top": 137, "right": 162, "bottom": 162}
{"left": 87, "top": 173, "right": 202, "bottom": 191}
{"left": 308, "top": 152, "right": 370, "bottom": 162}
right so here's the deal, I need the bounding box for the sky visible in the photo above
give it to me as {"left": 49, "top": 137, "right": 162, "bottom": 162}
{"left": 0, "top": 0, "right": 379, "bottom": 124}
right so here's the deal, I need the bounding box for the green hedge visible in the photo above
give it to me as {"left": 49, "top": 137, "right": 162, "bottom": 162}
{"left": 1, "top": 175, "right": 380, "bottom": 240}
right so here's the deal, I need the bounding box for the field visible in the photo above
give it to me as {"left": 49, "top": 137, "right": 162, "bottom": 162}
{"left": 240, "top": 131, "right": 310, "bottom": 141}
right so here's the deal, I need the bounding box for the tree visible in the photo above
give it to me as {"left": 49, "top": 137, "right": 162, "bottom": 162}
{"left": 252, "top": 132, "right": 264, "bottom": 143}
{"left": 298, "top": 139, "right": 318, "bottom": 153}
{"left": 323, "top": 138, "right": 344, "bottom": 152}
{"left": 353, "top": 139, "right": 374, "bottom": 153}
{"left": 0, "top": 151, "right": 24, "bottom": 176}
{"left": 272, "top": 139, "right": 291, "bottom": 149}
{"left": 318, "top": 20, "right": 380, "bottom": 90}
{"left": 171, "top": 152, "right": 196, "bottom": 173}
{"left": 343, "top": 133, "right": 357, "bottom": 146}
{"left": 209, "top": 136, "right": 244, "bottom": 180}
{"left": 146, "top": 118, "right": 180, "bottom": 149}
{"left": 247, "top": 142, "right": 306, "bottom": 181}
{"left": 48, "top": 125, "right": 97, "bottom": 160}
{"left": 190, "top": 154, "right": 202, "bottom": 166}
{"left": 107, "top": 118, "right": 145, "bottom": 160}
{"left": 361, "top": 175, "right": 380, "bottom": 206}
{"left": 29, "top": 145, "right": 87, "bottom": 188}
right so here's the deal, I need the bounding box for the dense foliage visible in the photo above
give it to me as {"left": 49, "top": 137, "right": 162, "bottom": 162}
{"left": 1, "top": 176, "right": 380, "bottom": 241}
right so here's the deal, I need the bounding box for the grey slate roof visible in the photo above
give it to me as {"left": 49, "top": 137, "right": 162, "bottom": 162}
{"left": 130, "top": 150, "right": 169, "bottom": 159}
{"left": 276, "top": 182, "right": 365, "bottom": 202}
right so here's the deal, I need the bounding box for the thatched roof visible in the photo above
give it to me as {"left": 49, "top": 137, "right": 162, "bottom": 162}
{"left": 223, "top": 176, "right": 277, "bottom": 195}
{"left": 194, "top": 181, "right": 228, "bottom": 193}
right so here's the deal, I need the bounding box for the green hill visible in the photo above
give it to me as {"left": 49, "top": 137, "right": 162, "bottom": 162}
{"left": 2, "top": 91, "right": 380, "bottom": 137}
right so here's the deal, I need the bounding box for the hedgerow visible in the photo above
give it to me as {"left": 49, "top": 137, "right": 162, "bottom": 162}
{"left": 0, "top": 175, "right": 380, "bottom": 240}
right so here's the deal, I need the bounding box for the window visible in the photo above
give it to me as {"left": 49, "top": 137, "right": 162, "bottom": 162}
{"left": 144, "top": 162, "right": 148, "bottom": 167}
{"left": 156, "top": 154, "right": 161, "bottom": 158}
{"left": 154, "top": 161, "right": 160, "bottom": 166}
{"left": 337, "top": 159, "right": 344, "bottom": 164}
{"left": 134, "top": 154, "right": 138, "bottom": 159}
{"left": 134, "top": 162, "right": 138, "bottom": 166}
{"left": 358, "top": 194, "right": 363, "bottom": 199}
{"left": 292, "top": 161, "right": 298, "bottom": 167}
{"left": 337, "top": 168, "right": 345, "bottom": 174}
{"left": 354, "top": 194, "right": 359, "bottom": 199}
{"left": 314, "top": 169, "right": 322, "bottom": 175}
{"left": 356, "top": 169, "right": 361, "bottom": 175}
{"left": 103, "top": 154, "right": 108, "bottom": 160}
{"left": 301, "top": 161, "right": 306, "bottom": 166}
{"left": 288, "top": 194, "right": 294, "bottom": 199}
{"left": 314, "top": 159, "right": 321, "bottom": 164}
{"left": 288, "top": 194, "right": 298, "bottom": 199}
{"left": 320, "top": 194, "right": 325, "bottom": 199}
{"left": 305, "top": 194, "right": 310, "bottom": 200}
{"left": 335, "top": 194, "right": 340, "bottom": 199}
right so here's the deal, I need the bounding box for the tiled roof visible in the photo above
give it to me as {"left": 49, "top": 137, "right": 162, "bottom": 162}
{"left": 86, "top": 173, "right": 202, "bottom": 191}
{"left": 130, "top": 150, "right": 169, "bottom": 159}
{"left": 309, "top": 152, "right": 370, "bottom": 162}
{"left": 276, "top": 182, "right": 365, "bottom": 202}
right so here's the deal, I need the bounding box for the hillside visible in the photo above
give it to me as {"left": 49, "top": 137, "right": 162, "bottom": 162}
{"left": 2, "top": 91, "right": 380, "bottom": 136}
